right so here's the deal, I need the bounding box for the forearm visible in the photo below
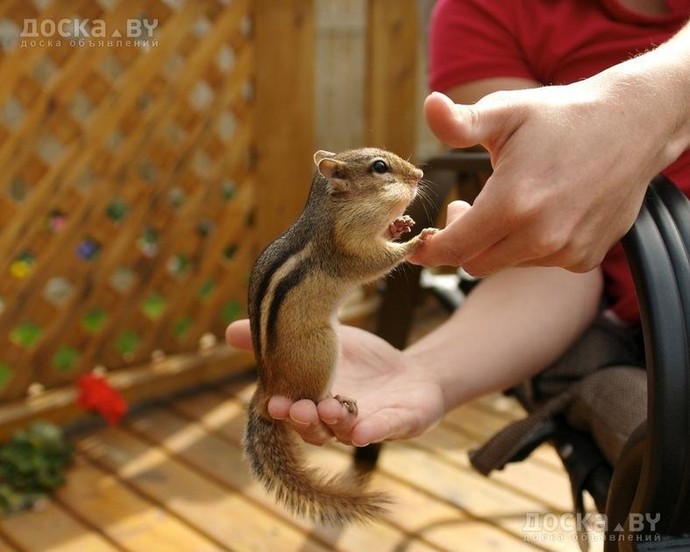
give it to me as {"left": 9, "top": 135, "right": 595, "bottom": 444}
{"left": 593, "top": 20, "right": 690, "bottom": 168}
{"left": 403, "top": 267, "right": 603, "bottom": 411}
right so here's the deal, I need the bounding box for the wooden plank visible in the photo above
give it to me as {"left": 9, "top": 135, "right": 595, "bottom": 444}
{"left": 447, "top": 401, "right": 522, "bottom": 437}
{"left": 55, "top": 457, "right": 222, "bottom": 552}
{"left": 227, "top": 384, "right": 572, "bottom": 520}
{"left": 410, "top": 423, "right": 573, "bottom": 513}
{"left": 125, "top": 405, "right": 438, "bottom": 552}
{"left": 364, "top": 0, "right": 418, "bottom": 159}
{"left": 365, "top": 471, "right": 539, "bottom": 552}
{"left": 219, "top": 389, "right": 574, "bottom": 550}
{"left": 227, "top": 384, "right": 567, "bottom": 502}
{"left": 0, "top": 501, "right": 117, "bottom": 552}
{"left": 254, "top": 0, "right": 316, "bottom": 247}
{"left": 315, "top": 0, "right": 366, "bottom": 151}
{"left": 376, "top": 441, "right": 575, "bottom": 551}
{"left": 78, "top": 426, "right": 329, "bottom": 552}
{"left": 222, "top": 386, "right": 571, "bottom": 550}
{"left": 0, "top": 502, "right": 118, "bottom": 552}
{"left": 474, "top": 392, "right": 527, "bottom": 420}
{"left": 171, "top": 390, "right": 547, "bottom": 552}
{"left": 0, "top": 345, "right": 253, "bottom": 442}
{"left": 0, "top": 384, "right": 580, "bottom": 552}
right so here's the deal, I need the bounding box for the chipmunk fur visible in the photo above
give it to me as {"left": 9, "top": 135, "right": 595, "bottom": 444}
{"left": 243, "top": 147, "right": 436, "bottom": 524}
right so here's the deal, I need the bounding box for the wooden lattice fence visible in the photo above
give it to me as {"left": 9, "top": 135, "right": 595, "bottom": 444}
{"left": 0, "top": 0, "right": 420, "bottom": 434}
{"left": 0, "top": 0, "right": 271, "bottom": 420}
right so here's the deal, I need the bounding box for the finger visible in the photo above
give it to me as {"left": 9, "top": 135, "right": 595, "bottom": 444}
{"left": 461, "top": 233, "right": 535, "bottom": 276}
{"left": 317, "top": 397, "right": 358, "bottom": 444}
{"left": 446, "top": 199, "right": 471, "bottom": 223}
{"left": 411, "top": 196, "right": 509, "bottom": 267}
{"left": 408, "top": 200, "right": 470, "bottom": 265}
{"left": 465, "top": 213, "right": 608, "bottom": 275}
{"left": 424, "top": 91, "right": 505, "bottom": 149}
{"left": 350, "top": 409, "right": 410, "bottom": 447}
{"left": 288, "top": 399, "right": 334, "bottom": 446}
{"left": 267, "top": 395, "right": 292, "bottom": 420}
{"left": 226, "top": 319, "right": 252, "bottom": 350}
{"left": 424, "top": 92, "right": 481, "bottom": 148}
{"left": 462, "top": 225, "right": 598, "bottom": 276}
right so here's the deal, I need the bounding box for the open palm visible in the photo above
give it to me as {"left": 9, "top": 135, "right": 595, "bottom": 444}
{"left": 225, "top": 321, "right": 445, "bottom": 447}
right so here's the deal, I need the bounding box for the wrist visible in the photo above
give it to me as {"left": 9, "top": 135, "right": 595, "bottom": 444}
{"left": 402, "top": 334, "right": 468, "bottom": 414}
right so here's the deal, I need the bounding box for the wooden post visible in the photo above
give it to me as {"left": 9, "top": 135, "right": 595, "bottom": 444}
{"left": 364, "top": 0, "right": 418, "bottom": 159}
{"left": 254, "top": 0, "right": 316, "bottom": 248}
{"left": 366, "top": 0, "right": 424, "bottom": 359}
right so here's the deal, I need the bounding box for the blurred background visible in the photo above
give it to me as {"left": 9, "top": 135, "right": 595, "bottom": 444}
{"left": 0, "top": 0, "right": 438, "bottom": 424}
{"left": 0, "top": 3, "right": 579, "bottom": 551}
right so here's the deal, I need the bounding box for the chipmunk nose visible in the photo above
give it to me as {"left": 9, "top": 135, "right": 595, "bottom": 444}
{"left": 413, "top": 168, "right": 423, "bottom": 181}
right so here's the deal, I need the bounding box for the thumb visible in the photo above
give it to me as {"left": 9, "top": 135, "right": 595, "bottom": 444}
{"left": 226, "top": 319, "right": 252, "bottom": 350}
{"left": 407, "top": 200, "right": 473, "bottom": 266}
{"left": 424, "top": 91, "right": 498, "bottom": 148}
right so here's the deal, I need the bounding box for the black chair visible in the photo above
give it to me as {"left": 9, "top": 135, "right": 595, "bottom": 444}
{"left": 363, "top": 150, "right": 690, "bottom": 550}
{"left": 606, "top": 176, "right": 690, "bottom": 550}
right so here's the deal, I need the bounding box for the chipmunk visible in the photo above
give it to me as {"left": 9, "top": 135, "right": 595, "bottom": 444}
{"left": 243, "top": 147, "right": 437, "bottom": 525}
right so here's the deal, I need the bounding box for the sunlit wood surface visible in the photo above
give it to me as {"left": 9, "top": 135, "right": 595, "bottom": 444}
{"left": 0, "top": 379, "right": 601, "bottom": 552}
{"left": 0, "top": 297, "right": 600, "bottom": 552}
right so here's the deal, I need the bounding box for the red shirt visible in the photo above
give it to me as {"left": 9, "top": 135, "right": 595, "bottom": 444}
{"left": 429, "top": 0, "right": 690, "bottom": 324}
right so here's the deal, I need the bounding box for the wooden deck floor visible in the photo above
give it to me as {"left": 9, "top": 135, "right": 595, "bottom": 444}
{"left": 0, "top": 296, "right": 603, "bottom": 551}
{"left": 0, "top": 381, "right": 602, "bottom": 552}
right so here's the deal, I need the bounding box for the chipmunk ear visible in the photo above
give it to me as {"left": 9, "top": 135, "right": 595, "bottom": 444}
{"left": 313, "top": 150, "right": 336, "bottom": 167}
{"left": 314, "top": 150, "right": 349, "bottom": 193}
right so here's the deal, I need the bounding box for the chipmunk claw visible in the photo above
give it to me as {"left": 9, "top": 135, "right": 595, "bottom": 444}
{"left": 388, "top": 215, "right": 415, "bottom": 240}
{"left": 333, "top": 394, "right": 358, "bottom": 416}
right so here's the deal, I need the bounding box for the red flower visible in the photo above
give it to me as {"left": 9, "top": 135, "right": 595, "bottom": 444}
{"left": 76, "top": 374, "right": 128, "bottom": 425}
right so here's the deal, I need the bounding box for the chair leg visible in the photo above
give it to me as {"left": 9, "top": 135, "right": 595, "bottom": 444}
{"left": 374, "top": 263, "right": 425, "bottom": 348}
{"left": 353, "top": 442, "right": 383, "bottom": 470}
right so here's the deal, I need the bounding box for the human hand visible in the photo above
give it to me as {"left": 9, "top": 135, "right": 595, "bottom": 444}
{"left": 226, "top": 320, "right": 445, "bottom": 446}
{"left": 414, "top": 70, "right": 687, "bottom": 275}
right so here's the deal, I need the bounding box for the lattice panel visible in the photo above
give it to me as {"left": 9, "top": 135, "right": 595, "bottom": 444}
{"left": 0, "top": 0, "right": 255, "bottom": 401}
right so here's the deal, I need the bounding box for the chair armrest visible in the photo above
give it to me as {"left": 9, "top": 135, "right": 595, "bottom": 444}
{"left": 619, "top": 176, "right": 690, "bottom": 535}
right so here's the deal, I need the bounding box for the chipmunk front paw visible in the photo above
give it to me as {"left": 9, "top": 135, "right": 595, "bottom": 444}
{"left": 388, "top": 215, "right": 415, "bottom": 240}
{"left": 419, "top": 227, "right": 439, "bottom": 241}
{"left": 401, "top": 226, "right": 439, "bottom": 257}
{"left": 333, "top": 394, "right": 358, "bottom": 416}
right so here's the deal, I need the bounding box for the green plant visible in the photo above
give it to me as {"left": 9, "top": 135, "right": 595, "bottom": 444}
{"left": 0, "top": 422, "right": 73, "bottom": 515}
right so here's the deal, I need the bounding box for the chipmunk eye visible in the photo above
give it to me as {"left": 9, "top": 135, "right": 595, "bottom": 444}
{"left": 371, "top": 159, "right": 389, "bottom": 174}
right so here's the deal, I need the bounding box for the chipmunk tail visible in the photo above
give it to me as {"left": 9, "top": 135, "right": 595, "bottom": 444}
{"left": 243, "top": 399, "right": 391, "bottom": 525}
